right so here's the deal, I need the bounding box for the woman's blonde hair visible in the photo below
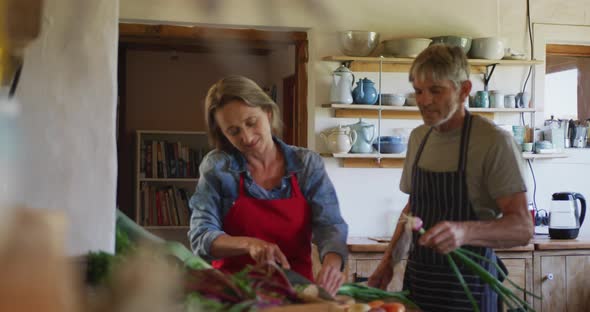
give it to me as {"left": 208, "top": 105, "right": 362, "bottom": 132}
{"left": 204, "top": 75, "right": 282, "bottom": 151}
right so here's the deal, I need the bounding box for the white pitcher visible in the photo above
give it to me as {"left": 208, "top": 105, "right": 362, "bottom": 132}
{"left": 329, "top": 65, "right": 355, "bottom": 104}
{"left": 320, "top": 125, "right": 357, "bottom": 153}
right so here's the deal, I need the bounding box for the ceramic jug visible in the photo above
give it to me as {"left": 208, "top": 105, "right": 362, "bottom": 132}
{"left": 329, "top": 65, "right": 355, "bottom": 104}
{"left": 352, "top": 78, "right": 378, "bottom": 105}
{"left": 320, "top": 125, "right": 357, "bottom": 153}
{"left": 347, "top": 118, "right": 375, "bottom": 153}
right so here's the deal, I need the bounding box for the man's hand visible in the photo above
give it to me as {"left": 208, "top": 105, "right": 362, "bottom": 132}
{"left": 244, "top": 238, "right": 291, "bottom": 269}
{"left": 316, "top": 253, "right": 344, "bottom": 296}
{"left": 368, "top": 259, "right": 393, "bottom": 290}
{"left": 419, "top": 221, "right": 466, "bottom": 254}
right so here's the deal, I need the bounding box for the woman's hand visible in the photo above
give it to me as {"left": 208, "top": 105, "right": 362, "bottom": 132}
{"left": 418, "top": 221, "right": 466, "bottom": 254}
{"left": 368, "top": 259, "right": 393, "bottom": 290}
{"left": 316, "top": 253, "right": 344, "bottom": 296}
{"left": 244, "top": 237, "right": 291, "bottom": 269}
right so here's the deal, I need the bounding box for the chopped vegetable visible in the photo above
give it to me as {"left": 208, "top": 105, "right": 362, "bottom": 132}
{"left": 382, "top": 302, "right": 406, "bottom": 312}
{"left": 337, "top": 284, "right": 417, "bottom": 308}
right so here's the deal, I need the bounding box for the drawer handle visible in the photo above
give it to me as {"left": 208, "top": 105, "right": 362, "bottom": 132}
{"left": 353, "top": 273, "right": 369, "bottom": 283}
{"left": 543, "top": 273, "right": 554, "bottom": 281}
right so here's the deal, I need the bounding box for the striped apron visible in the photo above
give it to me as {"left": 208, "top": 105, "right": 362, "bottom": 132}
{"left": 403, "top": 111, "right": 504, "bottom": 312}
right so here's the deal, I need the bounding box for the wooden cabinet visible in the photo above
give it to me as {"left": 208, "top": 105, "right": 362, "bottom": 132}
{"left": 496, "top": 251, "right": 534, "bottom": 312}
{"left": 346, "top": 249, "right": 532, "bottom": 305}
{"left": 346, "top": 252, "right": 406, "bottom": 292}
{"left": 533, "top": 250, "right": 590, "bottom": 312}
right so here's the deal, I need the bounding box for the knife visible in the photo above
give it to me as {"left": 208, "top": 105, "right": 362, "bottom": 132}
{"left": 281, "top": 268, "right": 335, "bottom": 301}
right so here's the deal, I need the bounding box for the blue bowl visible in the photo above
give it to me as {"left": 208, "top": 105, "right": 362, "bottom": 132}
{"left": 372, "top": 141, "right": 407, "bottom": 154}
{"left": 376, "top": 136, "right": 404, "bottom": 144}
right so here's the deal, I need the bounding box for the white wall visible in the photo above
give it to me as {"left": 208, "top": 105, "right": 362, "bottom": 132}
{"left": 120, "top": 0, "right": 590, "bottom": 237}
{"left": 15, "top": 0, "right": 119, "bottom": 255}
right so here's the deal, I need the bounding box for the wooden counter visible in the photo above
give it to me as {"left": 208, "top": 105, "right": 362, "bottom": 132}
{"left": 347, "top": 236, "right": 535, "bottom": 253}
{"left": 532, "top": 232, "right": 590, "bottom": 250}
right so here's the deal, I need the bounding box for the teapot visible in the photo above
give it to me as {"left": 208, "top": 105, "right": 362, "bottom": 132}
{"left": 352, "top": 77, "right": 379, "bottom": 105}
{"left": 329, "top": 65, "right": 355, "bottom": 104}
{"left": 347, "top": 118, "right": 375, "bottom": 153}
{"left": 320, "top": 125, "right": 357, "bottom": 154}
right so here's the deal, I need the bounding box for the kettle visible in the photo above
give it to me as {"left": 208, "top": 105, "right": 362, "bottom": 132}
{"left": 320, "top": 125, "right": 357, "bottom": 154}
{"left": 347, "top": 118, "right": 375, "bottom": 153}
{"left": 329, "top": 65, "right": 355, "bottom": 104}
{"left": 549, "top": 192, "right": 586, "bottom": 239}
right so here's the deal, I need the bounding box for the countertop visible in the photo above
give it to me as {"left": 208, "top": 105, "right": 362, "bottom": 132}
{"left": 348, "top": 232, "right": 590, "bottom": 253}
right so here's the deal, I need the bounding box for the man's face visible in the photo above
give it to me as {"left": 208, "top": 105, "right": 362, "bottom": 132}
{"left": 412, "top": 77, "right": 469, "bottom": 127}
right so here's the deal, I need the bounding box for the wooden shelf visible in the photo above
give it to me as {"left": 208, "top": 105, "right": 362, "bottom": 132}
{"left": 327, "top": 152, "right": 405, "bottom": 168}
{"left": 323, "top": 104, "right": 535, "bottom": 119}
{"left": 139, "top": 178, "right": 199, "bottom": 182}
{"left": 323, "top": 56, "right": 543, "bottom": 73}
{"left": 522, "top": 153, "right": 568, "bottom": 159}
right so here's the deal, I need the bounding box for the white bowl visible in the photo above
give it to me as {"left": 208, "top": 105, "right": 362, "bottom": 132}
{"left": 339, "top": 31, "right": 380, "bottom": 57}
{"left": 381, "top": 94, "right": 406, "bottom": 106}
{"left": 470, "top": 37, "right": 505, "bottom": 60}
{"left": 382, "top": 38, "right": 432, "bottom": 58}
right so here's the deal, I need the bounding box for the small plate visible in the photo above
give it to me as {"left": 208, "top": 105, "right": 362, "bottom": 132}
{"left": 503, "top": 54, "right": 527, "bottom": 60}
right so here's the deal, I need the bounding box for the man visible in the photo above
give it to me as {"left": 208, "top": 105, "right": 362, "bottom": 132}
{"left": 368, "top": 44, "right": 533, "bottom": 311}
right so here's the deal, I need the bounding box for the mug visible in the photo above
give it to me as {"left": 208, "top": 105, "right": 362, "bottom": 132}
{"left": 489, "top": 90, "right": 504, "bottom": 108}
{"left": 504, "top": 94, "right": 516, "bottom": 108}
{"left": 474, "top": 91, "right": 489, "bottom": 108}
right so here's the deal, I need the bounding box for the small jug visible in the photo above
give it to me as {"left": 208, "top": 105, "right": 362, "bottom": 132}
{"left": 329, "top": 65, "right": 355, "bottom": 104}
{"left": 347, "top": 118, "right": 375, "bottom": 153}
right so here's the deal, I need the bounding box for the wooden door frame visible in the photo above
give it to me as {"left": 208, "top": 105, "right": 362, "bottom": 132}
{"left": 546, "top": 44, "right": 590, "bottom": 121}
{"left": 119, "top": 23, "right": 308, "bottom": 147}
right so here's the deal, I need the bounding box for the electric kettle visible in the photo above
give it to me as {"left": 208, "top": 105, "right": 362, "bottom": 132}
{"left": 549, "top": 192, "right": 586, "bottom": 239}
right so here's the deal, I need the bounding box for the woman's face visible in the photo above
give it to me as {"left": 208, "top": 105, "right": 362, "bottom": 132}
{"left": 214, "top": 100, "right": 274, "bottom": 154}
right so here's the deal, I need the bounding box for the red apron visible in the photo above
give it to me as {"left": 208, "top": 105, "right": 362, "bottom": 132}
{"left": 211, "top": 174, "right": 314, "bottom": 281}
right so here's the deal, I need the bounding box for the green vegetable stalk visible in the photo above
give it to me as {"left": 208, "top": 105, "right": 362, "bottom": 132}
{"left": 407, "top": 215, "right": 539, "bottom": 312}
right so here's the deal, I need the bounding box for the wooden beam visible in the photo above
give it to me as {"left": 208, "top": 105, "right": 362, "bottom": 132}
{"left": 547, "top": 44, "right": 590, "bottom": 57}
{"left": 119, "top": 23, "right": 307, "bottom": 43}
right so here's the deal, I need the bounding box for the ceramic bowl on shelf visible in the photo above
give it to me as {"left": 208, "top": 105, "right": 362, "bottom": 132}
{"left": 338, "top": 30, "right": 380, "bottom": 57}
{"left": 382, "top": 38, "right": 432, "bottom": 58}
{"left": 372, "top": 136, "right": 407, "bottom": 154}
{"left": 470, "top": 37, "right": 505, "bottom": 60}
{"left": 381, "top": 93, "right": 406, "bottom": 106}
{"left": 430, "top": 35, "right": 472, "bottom": 54}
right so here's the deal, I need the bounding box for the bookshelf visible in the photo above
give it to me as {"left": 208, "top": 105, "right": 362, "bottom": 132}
{"left": 135, "top": 130, "right": 210, "bottom": 238}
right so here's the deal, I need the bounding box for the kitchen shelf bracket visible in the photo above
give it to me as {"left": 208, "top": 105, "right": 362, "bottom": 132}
{"left": 482, "top": 63, "right": 498, "bottom": 91}
{"left": 341, "top": 60, "right": 353, "bottom": 69}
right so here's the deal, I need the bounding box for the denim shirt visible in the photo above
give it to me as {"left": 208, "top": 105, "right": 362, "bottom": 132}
{"left": 188, "top": 137, "right": 348, "bottom": 264}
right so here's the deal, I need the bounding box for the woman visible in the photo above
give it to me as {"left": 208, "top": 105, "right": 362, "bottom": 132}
{"left": 188, "top": 75, "right": 348, "bottom": 295}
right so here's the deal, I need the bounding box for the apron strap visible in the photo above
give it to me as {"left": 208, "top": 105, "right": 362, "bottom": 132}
{"left": 458, "top": 110, "right": 474, "bottom": 172}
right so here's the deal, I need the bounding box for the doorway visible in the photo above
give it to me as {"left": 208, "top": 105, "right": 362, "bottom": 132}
{"left": 116, "top": 23, "right": 309, "bottom": 219}
{"left": 545, "top": 44, "right": 590, "bottom": 121}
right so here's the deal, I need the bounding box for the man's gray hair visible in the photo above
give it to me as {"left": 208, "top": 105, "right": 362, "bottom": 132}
{"left": 409, "top": 44, "right": 470, "bottom": 88}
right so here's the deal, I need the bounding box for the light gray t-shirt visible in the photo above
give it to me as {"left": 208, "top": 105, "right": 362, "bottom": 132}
{"left": 400, "top": 115, "right": 527, "bottom": 220}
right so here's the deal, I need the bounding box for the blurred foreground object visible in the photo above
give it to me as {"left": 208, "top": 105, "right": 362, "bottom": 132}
{"left": 0, "top": 0, "right": 43, "bottom": 99}
{"left": 0, "top": 208, "right": 80, "bottom": 312}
